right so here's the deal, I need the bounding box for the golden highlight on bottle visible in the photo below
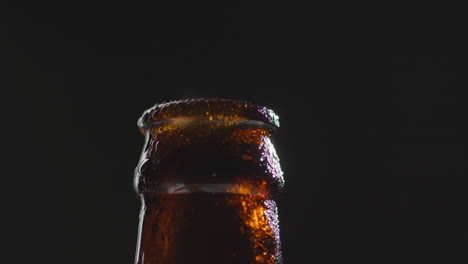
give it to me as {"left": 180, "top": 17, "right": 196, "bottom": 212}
{"left": 134, "top": 98, "right": 284, "bottom": 264}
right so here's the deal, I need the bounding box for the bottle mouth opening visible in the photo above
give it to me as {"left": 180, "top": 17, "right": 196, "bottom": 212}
{"left": 137, "top": 98, "right": 280, "bottom": 133}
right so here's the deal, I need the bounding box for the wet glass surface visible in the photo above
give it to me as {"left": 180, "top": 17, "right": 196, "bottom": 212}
{"left": 134, "top": 99, "right": 284, "bottom": 264}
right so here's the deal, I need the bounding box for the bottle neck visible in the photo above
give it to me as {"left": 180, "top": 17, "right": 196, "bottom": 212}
{"left": 134, "top": 192, "right": 282, "bottom": 264}
{"left": 134, "top": 124, "right": 284, "bottom": 197}
{"left": 134, "top": 113, "right": 284, "bottom": 263}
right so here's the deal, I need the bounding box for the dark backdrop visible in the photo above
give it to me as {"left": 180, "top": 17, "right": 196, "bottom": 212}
{"left": 5, "top": 2, "right": 467, "bottom": 263}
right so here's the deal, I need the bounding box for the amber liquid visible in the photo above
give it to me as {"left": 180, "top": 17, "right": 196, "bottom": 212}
{"left": 135, "top": 193, "right": 281, "bottom": 264}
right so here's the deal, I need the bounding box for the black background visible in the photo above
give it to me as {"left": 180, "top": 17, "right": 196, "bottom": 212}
{"left": 4, "top": 2, "right": 467, "bottom": 263}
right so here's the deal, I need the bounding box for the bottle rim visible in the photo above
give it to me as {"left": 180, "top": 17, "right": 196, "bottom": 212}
{"left": 137, "top": 98, "right": 280, "bottom": 133}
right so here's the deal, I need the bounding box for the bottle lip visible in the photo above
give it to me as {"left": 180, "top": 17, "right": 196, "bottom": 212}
{"left": 137, "top": 98, "right": 280, "bottom": 132}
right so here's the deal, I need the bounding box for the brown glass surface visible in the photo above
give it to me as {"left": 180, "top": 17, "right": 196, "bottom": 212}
{"left": 136, "top": 193, "right": 280, "bottom": 264}
{"left": 134, "top": 98, "right": 284, "bottom": 264}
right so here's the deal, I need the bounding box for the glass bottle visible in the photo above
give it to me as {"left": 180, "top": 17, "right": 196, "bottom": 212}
{"left": 133, "top": 98, "right": 284, "bottom": 264}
